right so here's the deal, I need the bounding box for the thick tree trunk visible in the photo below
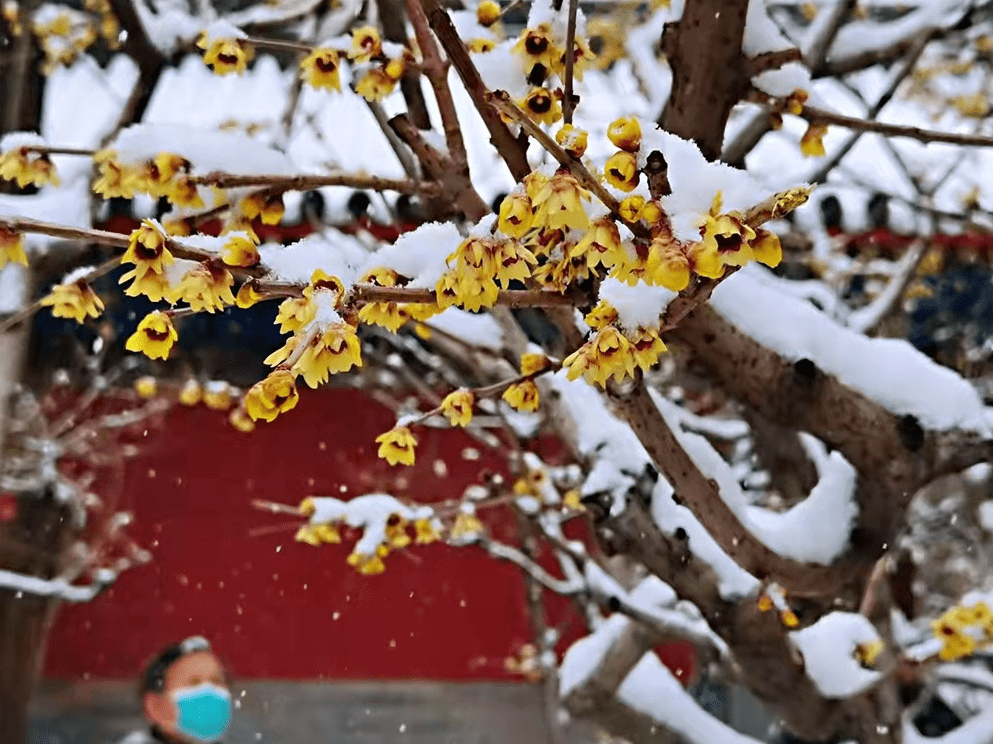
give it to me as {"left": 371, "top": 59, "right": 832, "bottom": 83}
{"left": 0, "top": 494, "right": 71, "bottom": 744}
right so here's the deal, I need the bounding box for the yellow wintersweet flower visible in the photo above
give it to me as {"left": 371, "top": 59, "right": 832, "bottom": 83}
{"left": 750, "top": 228, "right": 782, "bottom": 268}
{"left": 305, "top": 269, "right": 346, "bottom": 301}
{"left": 512, "top": 23, "right": 560, "bottom": 76}
{"left": 241, "top": 192, "right": 284, "bottom": 226}
{"left": 244, "top": 369, "right": 299, "bottom": 422}
{"left": 386, "top": 514, "right": 412, "bottom": 549}
{"left": 604, "top": 151, "right": 639, "bottom": 192}
{"left": 503, "top": 380, "right": 539, "bottom": 412}
{"left": 607, "top": 116, "right": 641, "bottom": 152}
{"left": 221, "top": 233, "right": 259, "bottom": 268}
{"left": 178, "top": 379, "right": 202, "bottom": 406}
{"left": 134, "top": 376, "right": 158, "bottom": 399}
{"left": 532, "top": 171, "right": 590, "bottom": 232}
{"left": 629, "top": 327, "right": 667, "bottom": 372}
{"left": 563, "top": 490, "right": 583, "bottom": 510}
{"left": 359, "top": 298, "right": 410, "bottom": 332}
{"left": 572, "top": 217, "right": 624, "bottom": 269}
{"left": 608, "top": 246, "right": 649, "bottom": 286}
{"left": 563, "top": 326, "right": 636, "bottom": 387}
{"left": 349, "top": 26, "right": 383, "bottom": 62}
{"left": 384, "top": 58, "right": 405, "bottom": 82}
{"left": 356, "top": 68, "right": 398, "bottom": 102}
{"left": 498, "top": 192, "right": 534, "bottom": 238}
{"left": 642, "top": 200, "right": 664, "bottom": 228}
{"left": 477, "top": 0, "right": 501, "bottom": 26}
{"left": 700, "top": 198, "right": 756, "bottom": 268}
{"left": 552, "top": 37, "right": 596, "bottom": 81}
{"left": 520, "top": 352, "right": 549, "bottom": 376}
{"left": 646, "top": 238, "right": 691, "bottom": 291}
{"left": 376, "top": 425, "right": 417, "bottom": 466}
{"left": 555, "top": 124, "right": 588, "bottom": 158}
{"left": 199, "top": 36, "right": 250, "bottom": 75}
{"left": 585, "top": 301, "right": 618, "bottom": 330}
{"left": 294, "top": 525, "right": 322, "bottom": 546}
{"left": 313, "top": 523, "right": 342, "bottom": 543}
{"left": 467, "top": 38, "right": 496, "bottom": 53}
{"left": 203, "top": 384, "right": 233, "bottom": 410}
{"left": 450, "top": 512, "right": 484, "bottom": 540}
{"left": 139, "top": 152, "right": 188, "bottom": 197}
{"left": 491, "top": 239, "right": 537, "bottom": 286}
{"left": 0, "top": 227, "right": 27, "bottom": 268}
{"left": 360, "top": 267, "right": 401, "bottom": 287}
{"left": 0, "top": 148, "right": 59, "bottom": 188}
{"left": 229, "top": 407, "right": 256, "bottom": 433}
{"left": 173, "top": 262, "right": 236, "bottom": 313}
{"left": 93, "top": 154, "right": 140, "bottom": 198}
{"left": 784, "top": 88, "right": 808, "bottom": 116}
{"left": 800, "top": 123, "right": 827, "bottom": 157}
{"left": 275, "top": 297, "right": 316, "bottom": 334}
{"left": 122, "top": 219, "right": 172, "bottom": 275}
{"left": 523, "top": 171, "right": 549, "bottom": 202}
{"left": 294, "top": 323, "right": 363, "bottom": 387}
{"left": 414, "top": 517, "right": 441, "bottom": 544}
{"left": 299, "top": 48, "right": 342, "bottom": 91}
{"left": 854, "top": 640, "right": 885, "bottom": 669}
{"left": 348, "top": 548, "right": 387, "bottom": 575}
{"left": 685, "top": 239, "right": 723, "bottom": 280}
{"left": 40, "top": 281, "right": 104, "bottom": 323}
{"left": 619, "top": 195, "right": 645, "bottom": 222}
{"left": 781, "top": 610, "right": 800, "bottom": 628}
{"left": 235, "top": 283, "right": 262, "bottom": 309}
{"left": 120, "top": 220, "right": 174, "bottom": 301}
{"left": 125, "top": 311, "right": 178, "bottom": 361}
{"left": 519, "top": 87, "right": 562, "bottom": 126}
{"left": 169, "top": 176, "right": 204, "bottom": 208}
{"left": 441, "top": 389, "right": 474, "bottom": 427}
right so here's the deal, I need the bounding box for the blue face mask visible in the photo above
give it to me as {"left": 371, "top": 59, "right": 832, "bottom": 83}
{"left": 171, "top": 683, "right": 232, "bottom": 742}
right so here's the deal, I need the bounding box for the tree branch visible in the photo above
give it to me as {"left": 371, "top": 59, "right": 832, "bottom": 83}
{"left": 419, "top": 0, "right": 531, "bottom": 181}
{"left": 188, "top": 171, "right": 442, "bottom": 195}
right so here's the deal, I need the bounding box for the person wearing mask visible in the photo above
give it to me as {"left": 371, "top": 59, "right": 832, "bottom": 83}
{"left": 119, "top": 636, "right": 232, "bottom": 744}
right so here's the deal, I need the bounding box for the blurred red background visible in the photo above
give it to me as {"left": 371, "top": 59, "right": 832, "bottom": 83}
{"left": 42, "top": 389, "right": 695, "bottom": 684}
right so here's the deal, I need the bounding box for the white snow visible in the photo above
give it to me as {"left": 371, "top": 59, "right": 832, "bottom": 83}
{"left": 359, "top": 221, "right": 462, "bottom": 289}
{"left": 427, "top": 308, "right": 505, "bottom": 351}
{"left": 110, "top": 122, "right": 296, "bottom": 175}
{"left": 789, "top": 612, "right": 883, "bottom": 698}
{"left": 259, "top": 231, "right": 367, "bottom": 286}
{"left": 0, "top": 264, "right": 28, "bottom": 313}
{"left": 560, "top": 614, "right": 763, "bottom": 744}
{"left": 0, "top": 568, "right": 110, "bottom": 602}
{"left": 978, "top": 501, "right": 993, "bottom": 533}
{"left": 711, "top": 265, "right": 989, "bottom": 433}
{"left": 598, "top": 278, "right": 676, "bottom": 332}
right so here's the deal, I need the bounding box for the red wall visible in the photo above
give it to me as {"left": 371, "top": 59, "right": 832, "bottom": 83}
{"left": 43, "top": 389, "right": 694, "bottom": 683}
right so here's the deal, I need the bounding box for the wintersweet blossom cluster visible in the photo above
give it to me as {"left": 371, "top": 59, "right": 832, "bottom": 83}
{"left": 295, "top": 496, "right": 442, "bottom": 575}
{"left": 0, "top": 145, "right": 59, "bottom": 188}
{"left": 931, "top": 601, "right": 993, "bottom": 661}
{"left": 199, "top": 24, "right": 408, "bottom": 103}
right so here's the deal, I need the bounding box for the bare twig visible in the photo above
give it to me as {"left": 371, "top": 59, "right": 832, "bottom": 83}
{"left": 562, "top": 0, "right": 579, "bottom": 125}
{"left": 846, "top": 238, "right": 928, "bottom": 334}
{"left": 243, "top": 36, "right": 314, "bottom": 54}
{"left": 365, "top": 100, "right": 421, "bottom": 179}
{"left": 188, "top": 171, "right": 442, "bottom": 196}
{"left": 406, "top": 0, "right": 469, "bottom": 176}
{"left": 420, "top": 0, "right": 531, "bottom": 181}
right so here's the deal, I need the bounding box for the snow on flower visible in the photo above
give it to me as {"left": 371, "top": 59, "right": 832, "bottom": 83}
{"left": 789, "top": 612, "right": 883, "bottom": 699}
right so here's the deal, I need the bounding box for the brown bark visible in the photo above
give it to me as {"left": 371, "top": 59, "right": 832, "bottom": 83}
{"left": 658, "top": 0, "right": 751, "bottom": 160}
{"left": 0, "top": 494, "right": 73, "bottom": 744}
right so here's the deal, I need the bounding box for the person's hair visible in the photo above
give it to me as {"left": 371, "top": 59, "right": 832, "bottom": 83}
{"left": 139, "top": 636, "right": 214, "bottom": 695}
